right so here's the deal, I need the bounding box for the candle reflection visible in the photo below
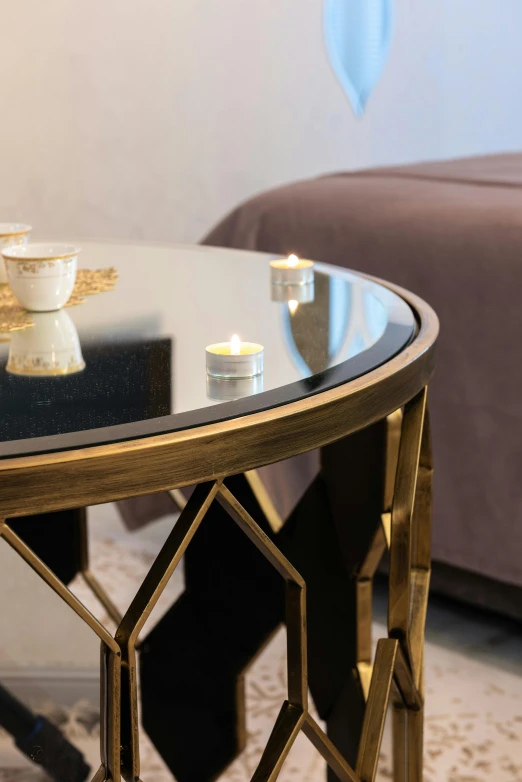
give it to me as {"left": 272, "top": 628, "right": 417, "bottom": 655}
{"left": 271, "top": 281, "right": 314, "bottom": 305}
{"left": 207, "top": 374, "right": 264, "bottom": 402}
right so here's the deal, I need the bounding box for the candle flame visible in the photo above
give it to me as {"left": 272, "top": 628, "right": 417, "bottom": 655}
{"left": 288, "top": 300, "right": 299, "bottom": 315}
{"left": 287, "top": 254, "right": 299, "bottom": 267}
{"left": 230, "top": 334, "right": 241, "bottom": 355}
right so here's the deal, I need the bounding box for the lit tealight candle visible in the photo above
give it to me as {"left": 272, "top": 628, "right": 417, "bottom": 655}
{"left": 206, "top": 334, "right": 264, "bottom": 378}
{"left": 270, "top": 254, "right": 314, "bottom": 286}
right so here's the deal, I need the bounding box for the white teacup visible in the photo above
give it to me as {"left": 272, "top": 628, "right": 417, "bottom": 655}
{"left": 0, "top": 223, "right": 32, "bottom": 284}
{"left": 6, "top": 310, "right": 85, "bottom": 377}
{"left": 2, "top": 243, "right": 79, "bottom": 311}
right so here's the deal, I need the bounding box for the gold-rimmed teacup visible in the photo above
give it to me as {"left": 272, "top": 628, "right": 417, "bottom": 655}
{"left": 2, "top": 242, "right": 79, "bottom": 311}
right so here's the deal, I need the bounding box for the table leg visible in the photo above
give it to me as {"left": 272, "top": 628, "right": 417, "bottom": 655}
{"left": 388, "top": 389, "right": 432, "bottom": 782}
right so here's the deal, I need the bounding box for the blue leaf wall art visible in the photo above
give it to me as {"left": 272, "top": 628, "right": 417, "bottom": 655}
{"left": 323, "top": 0, "right": 394, "bottom": 117}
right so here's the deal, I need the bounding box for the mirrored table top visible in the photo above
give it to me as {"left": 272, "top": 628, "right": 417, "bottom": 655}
{"left": 0, "top": 242, "right": 416, "bottom": 458}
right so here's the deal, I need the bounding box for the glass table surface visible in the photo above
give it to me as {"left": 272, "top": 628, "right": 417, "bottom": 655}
{"left": 0, "top": 242, "right": 416, "bottom": 458}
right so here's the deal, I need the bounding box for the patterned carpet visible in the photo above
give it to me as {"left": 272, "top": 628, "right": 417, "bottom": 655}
{"left": 0, "top": 507, "right": 521, "bottom": 781}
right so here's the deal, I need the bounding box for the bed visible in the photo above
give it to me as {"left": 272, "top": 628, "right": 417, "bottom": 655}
{"left": 202, "top": 152, "right": 522, "bottom": 618}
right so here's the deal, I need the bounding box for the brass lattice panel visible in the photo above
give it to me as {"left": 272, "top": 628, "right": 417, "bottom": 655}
{"left": 0, "top": 385, "right": 432, "bottom": 781}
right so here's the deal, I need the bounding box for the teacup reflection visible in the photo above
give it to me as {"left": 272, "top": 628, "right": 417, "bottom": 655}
{"left": 7, "top": 310, "right": 85, "bottom": 377}
{"left": 206, "top": 374, "right": 264, "bottom": 402}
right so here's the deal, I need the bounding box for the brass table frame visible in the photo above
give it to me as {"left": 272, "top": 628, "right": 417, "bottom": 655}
{"left": 0, "top": 278, "right": 438, "bottom": 782}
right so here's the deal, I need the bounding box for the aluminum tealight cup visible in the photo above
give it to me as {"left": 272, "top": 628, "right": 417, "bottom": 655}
{"left": 206, "top": 341, "right": 264, "bottom": 378}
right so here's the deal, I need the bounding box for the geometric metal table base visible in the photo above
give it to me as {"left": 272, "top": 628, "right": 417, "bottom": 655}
{"left": 0, "top": 385, "right": 431, "bottom": 782}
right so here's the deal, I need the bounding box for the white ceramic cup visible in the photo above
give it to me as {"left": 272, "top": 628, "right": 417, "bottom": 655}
{"left": 0, "top": 223, "right": 32, "bottom": 284}
{"left": 2, "top": 243, "right": 79, "bottom": 311}
{"left": 6, "top": 309, "right": 85, "bottom": 377}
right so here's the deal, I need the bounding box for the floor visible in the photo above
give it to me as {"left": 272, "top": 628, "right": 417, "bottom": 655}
{"left": 0, "top": 503, "right": 521, "bottom": 781}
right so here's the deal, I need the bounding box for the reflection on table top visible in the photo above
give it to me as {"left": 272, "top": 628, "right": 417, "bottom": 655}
{"left": 0, "top": 242, "right": 416, "bottom": 458}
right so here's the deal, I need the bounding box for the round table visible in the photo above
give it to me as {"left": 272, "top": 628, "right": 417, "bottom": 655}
{"left": 0, "top": 242, "right": 438, "bottom": 782}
